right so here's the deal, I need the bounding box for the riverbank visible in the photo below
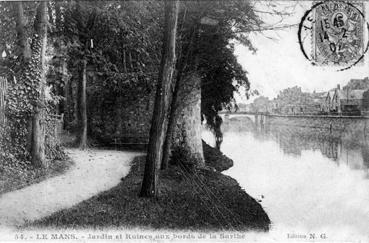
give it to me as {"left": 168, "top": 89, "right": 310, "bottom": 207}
{"left": 203, "top": 141, "right": 233, "bottom": 171}
{"left": 266, "top": 114, "right": 369, "bottom": 129}
{"left": 27, "top": 146, "right": 270, "bottom": 231}
{"left": 266, "top": 115, "right": 369, "bottom": 146}
{"left": 223, "top": 114, "right": 369, "bottom": 146}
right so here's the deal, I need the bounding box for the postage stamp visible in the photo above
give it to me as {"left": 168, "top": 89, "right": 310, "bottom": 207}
{"left": 298, "top": 1, "right": 369, "bottom": 70}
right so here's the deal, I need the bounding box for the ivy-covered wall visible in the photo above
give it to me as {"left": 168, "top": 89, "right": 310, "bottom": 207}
{"left": 84, "top": 71, "right": 203, "bottom": 153}
{"left": 86, "top": 71, "right": 155, "bottom": 145}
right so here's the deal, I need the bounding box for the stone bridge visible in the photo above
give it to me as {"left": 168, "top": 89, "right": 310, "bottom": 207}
{"left": 218, "top": 112, "right": 267, "bottom": 124}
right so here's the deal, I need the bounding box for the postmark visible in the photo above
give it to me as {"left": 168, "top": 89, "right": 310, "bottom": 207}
{"left": 298, "top": 1, "right": 369, "bottom": 70}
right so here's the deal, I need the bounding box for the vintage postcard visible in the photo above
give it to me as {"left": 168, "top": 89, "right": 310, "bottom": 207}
{"left": 0, "top": 0, "right": 369, "bottom": 242}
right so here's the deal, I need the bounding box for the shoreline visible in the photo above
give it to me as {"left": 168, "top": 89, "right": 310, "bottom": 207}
{"left": 221, "top": 112, "right": 369, "bottom": 119}
{"left": 26, "top": 144, "right": 271, "bottom": 231}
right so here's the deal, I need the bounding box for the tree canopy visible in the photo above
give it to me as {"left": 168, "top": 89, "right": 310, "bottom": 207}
{"left": 0, "top": 0, "right": 263, "bottom": 175}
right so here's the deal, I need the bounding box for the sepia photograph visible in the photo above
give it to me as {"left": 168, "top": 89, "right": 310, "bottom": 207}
{"left": 0, "top": 0, "right": 369, "bottom": 242}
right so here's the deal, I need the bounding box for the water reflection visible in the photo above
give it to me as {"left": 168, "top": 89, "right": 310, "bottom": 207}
{"left": 202, "top": 116, "right": 369, "bottom": 240}
{"left": 222, "top": 116, "right": 369, "bottom": 171}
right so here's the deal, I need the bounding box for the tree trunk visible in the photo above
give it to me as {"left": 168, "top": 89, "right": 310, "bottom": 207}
{"left": 31, "top": 109, "right": 45, "bottom": 167}
{"left": 62, "top": 60, "right": 70, "bottom": 129}
{"left": 47, "top": 2, "right": 54, "bottom": 27}
{"left": 14, "top": 1, "right": 32, "bottom": 151}
{"left": 173, "top": 23, "right": 204, "bottom": 166}
{"left": 140, "top": 0, "right": 179, "bottom": 198}
{"left": 74, "top": 76, "right": 79, "bottom": 127}
{"left": 0, "top": 77, "right": 7, "bottom": 124}
{"left": 172, "top": 73, "right": 205, "bottom": 165}
{"left": 55, "top": 2, "right": 62, "bottom": 32}
{"left": 31, "top": 2, "right": 48, "bottom": 167}
{"left": 161, "top": 26, "right": 200, "bottom": 169}
{"left": 14, "top": 2, "right": 31, "bottom": 62}
{"left": 115, "top": 94, "right": 124, "bottom": 137}
{"left": 122, "top": 49, "right": 127, "bottom": 73}
{"left": 161, "top": 80, "right": 179, "bottom": 170}
{"left": 162, "top": 74, "right": 206, "bottom": 170}
{"left": 78, "top": 59, "right": 88, "bottom": 149}
{"left": 161, "top": 64, "right": 187, "bottom": 170}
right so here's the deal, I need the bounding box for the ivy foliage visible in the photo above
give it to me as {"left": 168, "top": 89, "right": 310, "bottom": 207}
{"left": 176, "top": 1, "right": 261, "bottom": 131}
{"left": 47, "top": 1, "right": 165, "bottom": 135}
{"left": 0, "top": 0, "right": 262, "bottom": 166}
{"left": 57, "top": 1, "right": 163, "bottom": 95}
{"left": 0, "top": 2, "right": 64, "bottom": 173}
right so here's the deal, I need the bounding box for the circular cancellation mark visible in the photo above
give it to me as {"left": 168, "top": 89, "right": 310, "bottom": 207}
{"left": 298, "top": 0, "right": 369, "bottom": 71}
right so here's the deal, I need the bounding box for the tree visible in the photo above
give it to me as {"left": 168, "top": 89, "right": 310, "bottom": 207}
{"left": 14, "top": 2, "right": 31, "bottom": 63}
{"left": 250, "top": 96, "right": 270, "bottom": 112}
{"left": 343, "top": 77, "right": 369, "bottom": 90}
{"left": 161, "top": 15, "right": 199, "bottom": 169}
{"left": 30, "top": 1, "right": 48, "bottom": 167}
{"left": 140, "top": 0, "right": 179, "bottom": 197}
{"left": 73, "top": 2, "right": 90, "bottom": 150}
{"left": 54, "top": 1, "right": 163, "bottom": 146}
{"left": 13, "top": 2, "right": 32, "bottom": 153}
{"left": 161, "top": 1, "right": 258, "bottom": 168}
{"left": 2, "top": 2, "right": 49, "bottom": 167}
{"left": 78, "top": 59, "right": 88, "bottom": 149}
{"left": 274, "top": 86, "right": 313, "bottom": 114}
{"left": 53, "top": 1, "right": 95, "bottom": 148}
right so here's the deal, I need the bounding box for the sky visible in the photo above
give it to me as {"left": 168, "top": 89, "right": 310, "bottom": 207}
{"left": 234, "top": 1, "right": 369, "bottom": 103}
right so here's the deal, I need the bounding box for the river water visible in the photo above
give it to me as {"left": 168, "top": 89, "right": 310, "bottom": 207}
{"left": 203, "top": 116, "right": 369, "bottom": 241}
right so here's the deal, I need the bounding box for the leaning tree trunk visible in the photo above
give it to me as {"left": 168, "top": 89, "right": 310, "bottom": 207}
{"left": 162, "top": 24, "right": 204, "bottom": 169}
{"left": 31, "top": 2, "right": 48, "bottom": 167}
{"left": 161, "top": 26, "right": 197, "bottom": 170}
{"left": 161, "top": 76, "right": 180, "bottom": 170}
{"left": 77, "top": 59, "right": 88, "bottom": 150}
{"left": 140, "top": 0, "right": 179, "bottom": 198}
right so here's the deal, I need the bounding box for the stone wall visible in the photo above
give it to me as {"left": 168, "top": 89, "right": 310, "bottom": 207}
{"left": 88, "top": 82, "right": 155, "bottom": 145}
{"left": 87, "top": 70, "right": 204, "bottom": 160}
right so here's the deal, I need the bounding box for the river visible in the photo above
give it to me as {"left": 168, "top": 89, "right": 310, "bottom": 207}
{"left": 203, "top": 116, "right": 369, "bottom": 241}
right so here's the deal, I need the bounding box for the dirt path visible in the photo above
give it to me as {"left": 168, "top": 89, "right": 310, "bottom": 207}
{"left": 0, "top": 149, "right": 141, "bottom": 227}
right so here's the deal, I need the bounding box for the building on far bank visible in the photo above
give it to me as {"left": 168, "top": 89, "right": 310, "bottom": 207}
{"left": 326, "top": 84, "right": 369, "bottom": 115}
{"left": 248, "top": 77, "right": 369, "bottom": 116}
{"left": 272, "top": 90, "right": 326, "bottom": 115}
{"left": 310, "top": 91, "right": 327, "bottom": 113}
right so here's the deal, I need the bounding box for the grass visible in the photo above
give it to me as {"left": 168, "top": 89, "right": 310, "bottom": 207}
{"left": 27, "top": 154, "right": 270, "bottom": 231}
{"left": 0, "top": 158, "right": 74, "bottom": 195}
